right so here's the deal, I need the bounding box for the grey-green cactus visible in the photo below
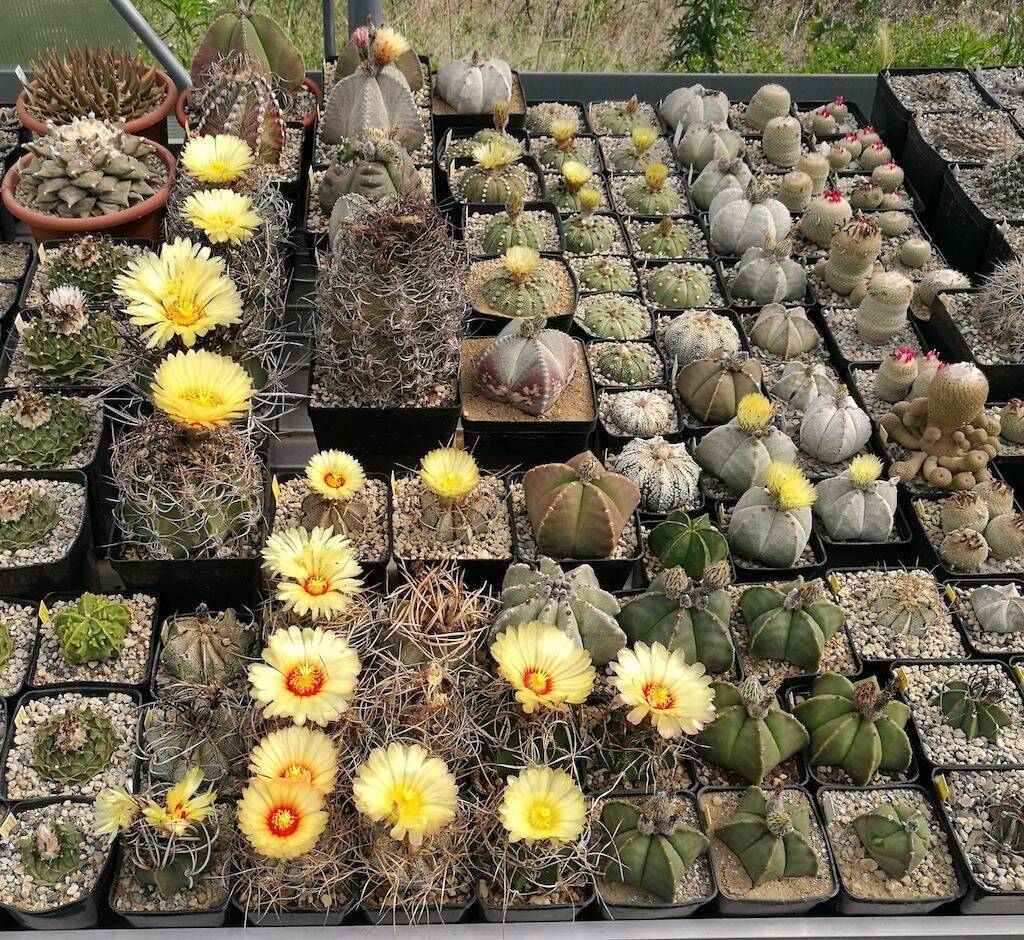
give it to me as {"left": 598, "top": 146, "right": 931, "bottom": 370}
{"left": 852, "top": 803, "right": 931, "bottom": 878}
{"left": 971, "top": 583, "right": 1024, "bottom": 634}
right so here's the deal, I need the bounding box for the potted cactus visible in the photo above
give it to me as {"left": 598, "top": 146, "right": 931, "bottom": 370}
{"left": 434, "top": 51, "right": 522, "bottom": 125}
{"left": 0, "top": 596, "right": 38, "bottom": 698}
{"left": 462, "top": 192, "right": 563, "bottom": 257}
{"left": 945, "top": 579, "right": 1024, "bottom": 658}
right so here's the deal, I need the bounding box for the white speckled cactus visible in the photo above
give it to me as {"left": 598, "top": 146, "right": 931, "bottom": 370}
{"left": 798, "top": 385, "right": 872, "bottom": 463}
{"left": 744, "top": 83, "right": 791, "bottom": 132}
{"left": 727, "top": 460, "right": 816, "bottom": 567}
{"left": 777, "top": 171, "right": 813, "bottom": 211}
{"left": 731, "top": 238, "right": 806, "bottom": 304}
{"left": 615, "top": 435, "right": 701, "bottom": 513}
{"left": 660, "top": 84, "right": 730, "bottom": 131}
{"left": 971, "top": 584, "right": 1024, "bottom": 634}
{"left": 798, "top": 189, "right": 852, "bottom": 248}
{"left": 661, "top": 310, "right": 741, "bottom": 365}
{"left": 813, "top": 454, "right": 897, "bottom": 542}
{"left": 761, "top": 115, "right": 803, "bottom": 168}
{"left": 748, "top": 303, "right": 820, "bottom": 358}
{"left": 690, "top": 146, "right": 754, "bottom": 210}
{"left": 709, "top": 182, "right": 792, "bottom": 255}
{"left": 817, "top": 215, "right": 884, "bottom": 299}
{"left": 855, "top": 271, "right": 914, "bottom": 344}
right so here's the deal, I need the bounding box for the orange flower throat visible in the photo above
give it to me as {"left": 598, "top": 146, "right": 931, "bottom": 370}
{"left": 286, "top": 662, "right": 327, "bottom": 697}
{"left": 522, "top": 668, "right": 553, "bottom": 696}
{"left": 643, "top": 682, "right": 675, "bottom": 710}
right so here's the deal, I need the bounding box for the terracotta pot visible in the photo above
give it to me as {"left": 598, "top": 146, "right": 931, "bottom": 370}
{"left": 16, "top": 70, "right": 178, "bottom": 147}
{"left": 174, "top": 76, "right": 321, "bottom": 134}
{"left": 1, "top": 143, "right": 175, "bottom": 245}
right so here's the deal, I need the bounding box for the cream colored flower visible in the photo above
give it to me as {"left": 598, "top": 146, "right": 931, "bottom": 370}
{"left": 306, "top": 450, "right": 365, "bottom": 501}
{"left": 181, "top": 134, "right": 255, "bottom": 183}
{"left": 499, "top": 766, "right": 585, "bottom": 843}
{"left": 182, "top": 189, "right": 263, "bottom": 244}
{"left": 151, "top": 349, "right": 253, "bottom": 428}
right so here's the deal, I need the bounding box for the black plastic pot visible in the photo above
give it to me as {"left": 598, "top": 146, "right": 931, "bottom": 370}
{"left": 901, "top": 120, "right": 985, "bottom": 225}
{"left": 24, "top": 590, "right": 159, "bottom": 694}
{"left": 814, "top": 502, "right": 917, "bottom": 568}
{"left": 931, "top": 168, "right": 1003, "bottom": 275}
{"left": 0, "top": 795, "right": 118, "bottom": 930}
{"left": 986, "top": 220, "right": 1022, "bottom": 270}
{"left": 817, "top": 782, "right": 966, "bottom": 915}
{"left": 701, "top": 784, "right": 839, "bottom": 916}
{"left": 597, "top": 386, "right": 685, "bottom": 453}
{"left": 362, "top": 899, "right": 473, "bottom": 925}
{"left": 524, "top": 98, "right": 593, "bottom": 136}
{"left": 460, "top": 199, "right": 566, "bottom": 258}
{"left": 234, "top": 894, "right": 356, "bottom": 927}
{"left": 944, "top": 577, "right": 1024, "bottom": 661}
{"left": 479, "top": 888, "right": 594, "bottom": 922}
{"left": 467, "top": 250, "right": 579, "bottom": 336}
{"left": 0, "top": 469, "right": 95, "bottom": 598}
{"left": 306, "top": 361, "right": 461, "bottom": 473}
{"left": 793, "top": 99, "right": 871, "bottom": 139}
{"left": 444, "top": 155, "right": 546, "bottom": 228}
{"left": 815, "top": 293, "right": 930, "bottom": 368}
{"left": 431, "top": 71, "right": 527, "bottom": 130}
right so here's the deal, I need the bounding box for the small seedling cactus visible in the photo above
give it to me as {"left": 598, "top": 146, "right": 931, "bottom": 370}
{"left": 852, "top": 803, "right": 931, "bottom": 878}
{"left": 599, "top": 95, "right": 655, "bottom": 135}
{"left": 596, "top": 343, "right": 652, "bottom": 386}
{"left": 636, "top": 216, "right": 692, "bottom": 257}
{"left": 869, "top": 572, "right": 943, "bottom": 638}
{"left": 931, "top": 673, "right": 1011, "bottom": 743}
{"left": 52, "top": 593, "right": 132, "bottom": 666}
{"left": 646, "top": 262, "right": 713, "bottom": 309}
{"left": 458, "top": 140, "right": 527, "bottom": 204}
{"left": 32, "top": 706, "right": 119, "bottom": 786}
{"left": 481, "top": 192, "right": 545, "bottom": 254}
{"left": 546, "top": 160, "right": 596, "bottom": 212}
{"left": 416, "top": 447, "right": 487, "bottom": 545}
{"left": 19, "top": 821, "right": 84, "bottom": 885}
{"left": 537, "top": 119, "right": 588, "bottom": 169}
{"left": 577, "top": 256, "right": 633, "bottom": 292}
{"left": 580, "top": 296, "right": 647, "bottom": 339}
{"left": 647, "top": 513, "right": 729, "bottom": 579}
{"left": 564, "top": 189, "right": 617, "bottom": 254}
{"left": 610, "top": 127, "right": 661, "bottom": 172}
{"left": 481, "top": 247, "right": 560, "bottom": 317}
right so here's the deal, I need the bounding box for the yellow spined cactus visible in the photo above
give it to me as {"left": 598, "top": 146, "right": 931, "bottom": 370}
{"left": 472, "top": 139, "right": 520, "bottom": 170}
{"left": 644, "top": 162, "right": 669, "bottom": 190}
{"left": 765, "top": 460, "right": 817, "bottom": 511}
{"left": 736, "top": 393, "right": 775, "bottom": 432}
{"left": 500, "top": 245, "right": 541, "bottom": 282}
{"left": 560, "top": 159, "right": 593, "bottom": 191}
{"left": 848, "top": 453, "right": 884, "bottom": 486}
{"left": 631, "top": 126, "right": 658, "bottom": 154}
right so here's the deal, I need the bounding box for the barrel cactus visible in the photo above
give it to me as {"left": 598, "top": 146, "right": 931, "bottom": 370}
{"left": 727, "top": 461, "right": 816, "bottom": 567}
{"left": 984, "top": 512, "right": 1024, "bottom": 563}
{"left": 676, "top": 350, "right": 763, "bottom": 425}
{"left": 813, "top": 455, "right": 898, "bottom": 542}
{"left": 676, "top": 121, "right": 743, "bottom": 171}
{"left": 971, "top": 584, "right": 1024, "bottom": 634}
{"left": 798, "top": 386, "right": 872, "bottom": 464}
{"left": 635, "top": 217, "right": 692, "bottom": 257}
{"left": 696, "top": 678, "right": 810, "bottom": 784}
{"left": 564, "top": 188, "right": 618, "bottom": 254}
{"left": 160, "top": 605, "right": 255, "bottom": 686}
{"left": 731, "top": 238, "right": 807, "bottom": 304}
{"left": 646, "top": 263, "right": 713, "bottom": 309}
{"left": 616, "top": 565, "right": 735, "bottom": 673}
{"left": 0, "top": 391, "right": 93, "bottom": 469}
{"left": 580, "top": 296, "right": 648, "bottom": 339}
{"left": 32, "top": 706, "right": 119, "bottom": 786}
{"left": 778, "top": 170, "right": 813, "bottom": 211}
{"left": 647, "top": 512, "right": 729, "bottom": 579}
{"left": 661, "top": 311, "right": 740, "bottom": 366}
{"left": 762, "top": 115, "right": 803, "bottom": 168}
{"left": 853, "top": 803, "right": 931, "bottom": 879}
{"left": 436, "top": 51, "right": 512, "bottom": 114}
{"left": 748, "top": 304, "right": 820, "bottom": 358}
{"left": 614, "top": 437, "right": 701, "bottom": 514}
{"left": 523, "top": 451, "right": 640, "bottom": 558}
{"left": 473, "top": 315, "right": 580, "bottom": 415}
{"left": 793, "top": 673, "right": 912, "bottom": 785}
{"left": 458, "top": 140, "right": 527, "bottom": 204}
{"left": 769, "top": 361, "right": 837, "bottom": 412}
{"left": 694, "top": 393, "right": 798, "bottom": 495}
{"left": 621, "top": 164, "right": 680, "bottom": 215}
{"left": 52, "top": 593, "right": 132, "bottom": 666}
{"left": 708, "top": 182, "right": 791, "bottom": 256}
{"left": 931, "top": 674, "right": 1011, "bottom": 743}
{"left": 596, "top": 344, "right": 654, "bottom": 386}
{"left": 546, "top": 160, "right": 597, "bottom": 212}
{"left": 319, "top": 131, "right": 423, "bottom": 216}
{"left": 481, "top": 192, "right": 546, "bottom": 254}
{"left": 481, "top": 247, "right": 560, "bottom": 317}
{"left": 798, "top": 189, "right": 853, "bottom": 248}
{"left": 577, "top": 256, "right": 634, "bottom": 292}
{"left": 739, "top": 578, "right": 845, "bottom": 672}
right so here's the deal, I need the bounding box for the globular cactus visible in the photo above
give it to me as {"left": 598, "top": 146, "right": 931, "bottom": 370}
{"left": 481, "top": 247, "right": 560, "bottom": 317}
{"left": 537, "top": 119, "right": 590, "bottom": 170}
{"left": 660, "top": 84, "right": 729, "bottom": 131}
{"left": 855, "top": 271, "right": 914, "bottom": 344}
{"left": 677, "top": 350, "right": 763, "bottom": 424}
{"left": 689, "top": 147, "right": 754, "bottom": 211}
{"left": 817, "top": 215, "right": 884, "bottom": 299}
{"left": 621, "top": 164, "right": 681, "bottom": 215}
{"left": 898, "top": 237, "right": 933, "bottom": 269}
{"left": 526, "top": 102, "right": 580, "bottom": 135}
{"left": 709, "top": 181, "right": 791, "bottom": 256}
{"left": 578, "top": 256, "right": 634, "bottom": 292}
{"left": 985, "top": 512, "right": 1024, "bottom": 562}
{"left": 546, "top": 160, "right": 597, "bottom": 212}
{"left": 319, "top": 131, "right": 423, "bottom": 216}
{"left": 731, "top": 238, "right": 807, "bottom": 304}
{"left": 599, "top": 798, "right": 709, "bottom": 903}
{"left": 646, "top": 263, "right": 713, "bottom": 309}
{"left": 796, "top": 151, "right": 831, "bottom": 195}
{"left": 696, "top": 678, "right": 809, "bottom": 784}
{"left": 813, "top": 454, "right": 898, "bottom": 542}
{"left": 826, "top": 142, "right": 852, "bottom": 170}
{"left": 607, "top": 390, "right": 676, "bottom": 437}
{"left": 636, "top": 217, "right": 692, "bottom": 258}
{"left": 675, "top": 121, "right": 743, "bottom": 171}
{"left": 0, "top": 391, "right": 92, "bottom": 469}
{"left": 871, "top": 159, "right": 905, "bottom": 193}
{"left": 52, "top": 593, "right": 132, "bottom": 666}
{"left": 598, "top": 95, "right": 656, "bottom": 135}
{"left": 941, "top": 490, "right": 990, "bottom": 534}
{"left": 442, "top": 102, "right": 518, "bottom": 160}
{"left": 798, "top": 189, "right": 852, "bottom": 248}
{"left": 714, "top": 785, "right": 819, "bottom": 887}
{"left": 793, "top": 673, "right": 912, "bottom": 785}
{"left": 662, "top": 310, "right": 740, "bottom": 366}
{"left": 740, "top": 577, "right": 845, "bottom": 672}
{"left": 160, "top": 604, "right": 255, "bottom": 686}
{"left": 473, "top": 314, "right": 580, "bottom": 415}
{"left": 978, "top": 259, "right": 1024, "bottom": 358}
{"left": 777, "top": 170, "right": 813, "bottom": 211}
{"left": 19, "top": 821, "right": 84, "bottom": 886}
{"left": 727, "top": 461, "right": 816, "bottom": 567}
{"left": 975, "top": 479, "right": 1016, "bottom": 518}
{"left": 859, "top": 140, "right": 893, "bottom": 170}
{"left": 0, "top": 483, "right": 57, "bottom": 552}
{"left": 873, "top": 347, "right": 919, "bottom": 403}
{"left": 876, "top": 210, "right": 910, "bottom": 237}
{"left": 809, "top": 107, "right": 838, "bottom": 136}
{"left": 491, "top": 556, "right": 625, "bottom": 665}
{"left": 647, "top": 512, "right": 729, "bottom": 579}
{"left": 869, "top": 571, "right": 944, "bottom": 638}
{"left": 853, "top": 803, "right": 931, "bottom": 879}
{"left": 910, "top": 350, "right": 943, "bottom": 398}
{"left": 580, "top": 296, "right": 648, "bottom": 339}
{"left": 932, "top": 674, "right": 1011, "bottom": 742}
{"left": 564, "top": 189, "right": 618, "bottom": 253}
{"left": 849, "top": 179, "right": 884, "bottom": 211}
{"left": 610, "top": 127, "right": 662, "bottom": 172}
{"left": 614, "top": 437, "right": 701, "bottom": 514}
{"left": 798, "top": 386, "right": 872, "bottom": 464}
{"left": 436, "top": 51, "right": 513, "bottom": 114}
{"left": 744, "top": 84, "right": 792, "bottom": 131}
{"left": 761, "top": 115, "right": 803, "bottom": 168}
{"left": 749, "top": 303, "right": 820, "bottom": 358}
{"left": 971, "top": 583, "right": 1024, "bottom": 634}
{"left": 616, "top": 565, "right": 735, "bottom": 673}
{"left": 32, "top": 706, "right": 119, "bottom": 786}
{"left": 770, "top": 361, "right": 838, "bottom": 412}
{"left": 523, "top": 451, "right": 640, "bottom": 558}
{"left": 481, "top": 192, "right": 546, "bottom": 254}
{"left": 596, "top": 344, "right": 654, "bottom": 386}
{"left": 458, "top": 140, "right": 528, "bottom": 204}
{"left": 22, "top": 286, "right": 121, "bottom": 382}
{"left": 695, "top": 393, "right": 798, "bottom": 495}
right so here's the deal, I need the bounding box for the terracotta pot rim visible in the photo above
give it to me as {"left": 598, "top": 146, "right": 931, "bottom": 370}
{"left": 1, "top": 142, "right": 175, "bottom": 234}
{"left": 16, "top": 69, "right": 178, "bottom": 138}
{"left": 175, "top": 75, "right": 321, "bottom": 133}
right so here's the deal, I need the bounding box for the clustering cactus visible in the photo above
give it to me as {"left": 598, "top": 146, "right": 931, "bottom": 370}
{"left": 621, "top": 164, "right": 680, "bottom": 215}
{"left": 793, "top": 673, "right": 912, "bottom": 785}
{"left": 0, "top": 391, "right": 92, "bottom": 469}
{"left": 491, "top": 557, "right": 625, "bottom": 665}
{"left": 855, "top": 271, "right": 914, "bottom": 344}
{"left": 636, "top": 217, "right": 692, "bottom": 257}
{"left": 748, "top": 304, "right": 820, "bottom": 358}
{"left": 481, "top": 247, "right": 561, "bottom": 317}
{"left": 473, "top": 315, "right": 580, "bottom": 415}
{"left": 522, "top": 451, "right": 640, "bottom": 558}
{"left": 740, "top": 578, "right": 845, "bottom": 672}
{"left": 932, "top": 674, "right": 1011, "bottom": 743}
{"left": 615, "top": 436, "right": 701, "bottom": 514}
{"left": 731, "top": 238, "right": 807, "bottom": 304}
{"left": 319, "top": 131, "right": 423, "bottom": 219}
{"left": 20, "top": 821, "right": 85, "bottom": 885}
{"left": 457, "top": 140, "right": 528, "bottom": 204}
{"left": 52, "top": 593, "right": 132, "bottom": 665}
{"left": 32, "top": 706, "right": 119, "bottom": 786}
{"left": 676, "top": 121, "right": 743, "bottom": 171}
{"left": 815, "top": 215, "right": 884, "bottom": 301}
{"left": 617, "top": 565, "right": 734, "bottom": 673}
{"left": 798, "top": 189, "right": 852, "bottom": 248}
{"left": 970, "top": 151, "right": 1024, "bottom": 218}
{"left": 661, "top": 310, "right": 741, "bottom": 365}
{"left": 22, "top": 287, "right": 121, "bottom": 382}
{"left": 480, "top": 193, "right": 545, "bottom": 254}
{"left": 770, "top": 360, "right": 837, "bottom": 411}
{"left": 0, "top": 482, "right": 57, "bottom": 552}
{"left": 580, "top": 296, "right": 647, "bottom": 339}
{"left": 727, "top": 461, "right": 816, "bottom": 567}
{"left": 647, "top": 512, "right": 729, "bottom": 578}
{"left": 714, "top": 785, "right": 819, "bottom": 887}
{"left": 971, "top": 584, "right": 1024, "bottom": 634}
{"left": 814, "top": 455, "right": 898, "bottom": 542}
{"left": 676, "top": 350, "right": 763, "bottom": 424}
{"left": 646, "top": 263, "right": 713, "bottom": 309}
{"left": 695, "top": 393, "right": 797, "bottom": 495}
{"left": 709, "top": 182, "right": 791, "bottom": 255}
{"left": 696, "top": 678, "right": 809, "bottom": 783}
{"left": 599, "top": 798, "right": 709, "bottom": 903}
{"left": 564, "top": 189, "right": 618, "bottom": 253}
{"left": 160, "top": 605, "right": 255, "bottom": 686}
{"left": 853, "top": 803, "right": 931, "bottom": 878}
{"left": 24, "top": 46, "right": 166, "bottom": 124}
{"left": 17, "top": 119, "right": 165, "bottom": 218}
{"left": 798, "top": 386, "right": 871, "bottom": 464}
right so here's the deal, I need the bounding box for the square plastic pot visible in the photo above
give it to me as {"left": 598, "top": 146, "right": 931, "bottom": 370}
{"left": 467, "top": 250, "right": 578, "bottom": 336}
{"left": 431, "top": 72, "right": 527, "bottom": 130}
{"left": 931, "top": 170, "right": 1002, "bottom": 275}
{"left": 362, "top": 899, "right": 474, "bottom": 925}
{"left": 814, "top": 502, "right": 917, "bottom": 568}
{"left": 478, "top": 888, "right": 595, "bottom": 922}
{"left": 945, "top": 577, "right": 1024, "bottom": 661}
{"left": 460, "top": 200, "right": 565, "bottom": 258}
{"left": 234, "top": 892, "right": 357, "bottom": 927}
{"left": 901, "top": 120, "right": 985, "bottom": 225}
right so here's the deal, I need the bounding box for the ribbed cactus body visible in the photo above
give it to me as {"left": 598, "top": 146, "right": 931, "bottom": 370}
{"left": 932, "top": 678, "right": 1011, "bottom": 742}
{"left": 52, "top": 593, "right": 132, "bottom": 665}
{"left": 971, "top": 584, "right": 1024, "bottom": 634}
{"left": 636, "top": 217, "right": 692, "bottom": 257}
{"left": 798, "top": 190, "right": 852, "bottom": 247}
{"left": 319, "top": 137, "right": 422, "bottom": 214}
{"left": 676, "top": 122, "right": 743, "bottom": 170}
{"left": 676, "top": 350, "right": 762, "bottom": 424}
{"left": 581, "top": 296, "right": 647, "bottom": 338}
{"left": 481, "top": 259, "right": 560, "bottom": 317}
{"left": 646, "top": 263, "right": 713, "bottom": 309}
{"left": 690, "top": 153, "right": 754, "bottom": 210}
{"left": 322, "top": 62, "right": 424, "bottom": 151}
{"left": 940, "top": 527, "right": 990, "bottom": 569}
{"left": 660, "top": 85, "right": 730, "bottom": 130}
{"left": 597, "top": 344, "right": 651, "bottom": 385}
{"left": 814, "top": 472, "right": 897, "bottom": 542}
{"left": 695, "top": 418, "right": 798, "bottom": 495}
{"left": 564, "top": 213, "right": 617, "bottom": 253}
{"left": 799, "top": 391, "right": 871, "bottom": 463}
{"left": 740, "top": 579, "right": 845, "bottom": 671}
{"left": 607, "top": 390, "right": 675, "bottom": 436}
{"left": 481, "top": 210, "right": 545, "bottom": 254}
{"left": 578, "top": 256, "right": 633, "bottom": 292}
{"left": 749, "top": 303, "right": 819, "bottom": 358}
{"left": 647, "top": 511, "right": 729, "bottom": 578}
{"left": 770, "top": 360, "right": 837, "bottom": 411}
{"left": 820, "top": 216, "right": 883, "bottom": 297}
{"left": 662, "top": 310, "right": 740, "bottom": 365}
{"left": 728, "top": 487, "right": 813, "bottom": 567}
{"left": 709, "top": 185, "right": 791, "bottom": 255}
{"left": 731, "top": 244, "right": 806, "bottom": 304}
{"left": 615, "top": 437, "right": 701, "bottom": 514}
{"left": 193, "top": 66, "right": 285, "bottom": 165}
{"left": 621, "top": 177, "right": 680, "bottom": 214}
{"left": 853, "top": 804, "right": 931, "bottom": 879}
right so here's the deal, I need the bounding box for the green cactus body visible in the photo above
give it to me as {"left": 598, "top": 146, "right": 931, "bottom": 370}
{"left": 460, "top": 163, "right": 527, "bottom": 204}
{"left": 616, "top": 566, "right": 735, "bottom": 672}
{"left": 19, "top": 821, "right": 84, "bottom": 885}
{"left": 32, "top": 706, "right": 119, "bottom": 786}
{"left": 578, "top": 257, "right": 634, "bottom": 292}
{"left": 597, "top": 344, "right": 652, "bottom": 385}
{"left": 600, "top": 799, "right": 709, "bottom": 902}
{"left": 44, "top": 237, "right": 140, "bottom": 304}
{"left": 565, "top": 213, "right": 618, "bottom": 254}
{"left": 52, "top": 593, "right": 132, "bottom": 665}
{"left": 931, "top": 677, "right": 1011, "bottom": 743}
{"left": 538, "top": 139, "right": 588, "bottom": 170}
{"left": 714, "top": 786, "right": 819, "bottom": 887}
{"left": 299, "top": 490, "right": 369, "bottom": 537}
{"left": 989, "top": 799, "right": 1024, "bottom": 853}
{"left": 696, "top": 678, "right": 810, "bottom": 784}
{"left": 793, "top": 673, "right": 912, "bottom": 785}
{"left": 481, "top": 260, "right": 559, "bottom": 316}
{"left": 0, "top": 491, "right": 57, "bottom": 551}
{"left": 22, "top": 310, "right": 120, "bottom": 381}
{"left": 491, "top": 557, "right": 625, "bottom": 665}
{"left": 0, "top": 394, "right": 92, "bottom": 468}
{"left": 160, "top": 605, "right": 255, "bottom": 686}
{"left": 622, "top": 177, "right": 680, "bottom": 215}
{"left": 676, "top": 351, "right": 763, "bottom": 425}
{"left": 581, "top": 296, "right": 648, "bottom": 339}
{"left": 739, "top": 579, "right": 845, "bottom": 672}
{"left": 482, "top": 213, "right": 545, "bottom": 253}
{"left": 647, "top": 512, "right": 730, "bottom": 579}
{"left": 852, "top": 802, "right": 931, "bottom": 878}
{"left": 132, "top": 830, "right": 214, "bottom": 898}
{"left": 647, "top": 264, "right": 712, "bottom": 309}
{"left": 636, "top": 217, "right": 692, "bottom": 257}
{"left": 0, "top": 619, "right": 11, "bottom": 670}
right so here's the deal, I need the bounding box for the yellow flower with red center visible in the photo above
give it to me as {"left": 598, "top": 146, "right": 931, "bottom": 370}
{"left": 248, "top": 624, "right": 361, "bottom": 726}
{"left": 306, "top": 450, "right": 365, "bottom": 502}
{"left": 142, "top": 767, "right": 218, "bottom": 836}
{"left": 608, "top": 641, "right": 715, "bottom": 739}
{"left": 352, "top": 742, "right": 459, "bottom": 847}
{"left": 499, "top": 766, "right": 585, "bottom": 843}
{"left": 490, "top": 620, "right": 595, "bottom": 713}
{"left": 151, "top": 349, "right": 254, "bottom": 428}
{"left": 249, "top": 725, "right": 339, "bottom": 795}
{"left": 237, "top": 777, "right": 328, "bottom": 859}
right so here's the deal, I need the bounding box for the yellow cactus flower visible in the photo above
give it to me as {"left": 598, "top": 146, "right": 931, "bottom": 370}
{"left": 94, "top": 786, "right": 141, "bottom": 839}
{"left": 472, "top": 139, "right": 521, "bottom": 169}
{"left": 151, "top": 349, "right": 253, "bottom": 428}
{"left": 736, "top": 393, "right": 775, "bottom": 432}
{"left": 249, "top": 726, "right": 339, "bottom": 795}
{"left": 237, "top": 777, "right": 328, "bottom": 859}
{"left": 248, "top": 624, "right": 361, "bottom": 726}
{"left": 608, "top": 641, "right": 715, "bottom": 739}
{"left": 848, "top": 453, "right": 884, "bottom": 486}
{"left": 182, "top": 189, "right": 263, "bottom": 244}
{"left": 630, "top": 126, "right": 658, "bottom": 153}
{"left": 372, "top": 26, "right": 410, "bottom": 65}
{"left": 578, "top": 187, "right": 602, "bottom": 214}
{"left": 550, "top": 118, "right": 577, "bottom": 145}
{"left": 306, "top": 450, "right": 365, "bottom": 502}
{"left": 181, "top": 134, "right": 255, "bottom": 184}
{"left": 560, "top": 160, "right": 593, "bottom": 190}
{"left": 765, "top": 460, "right": 817, "bottom": 511}
{"left": 490, "top": 620, "right": 596, "bottom": 713}
{"left": 115, "top": 238, "right": 242, "bottom": 348}
{"left": 142, "top": 767, "right": 218, "bottom": 836}
{"left": 352, "top": 742, "right": 459, "bottom": 847}
{"left": 644, "top": 163, "right": 669, "bottom": 189}
{"left": 499, "top": 766, "right": 585, "bottom": 843}
{"left": 418, "top": 447, "right": 480, "bottom": 503}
